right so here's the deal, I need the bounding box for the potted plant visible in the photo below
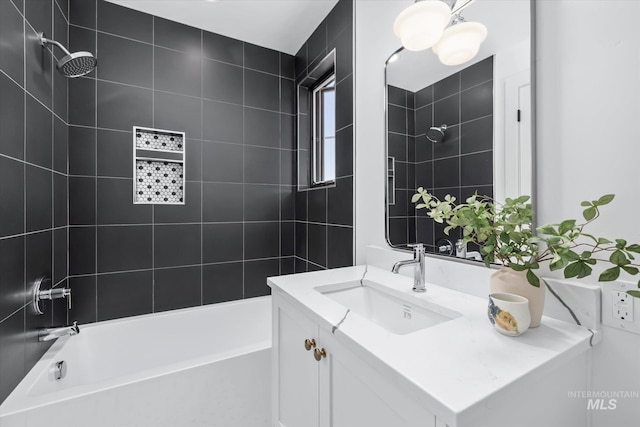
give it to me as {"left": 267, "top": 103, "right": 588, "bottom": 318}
{"left": 412, "top": 188, "right": 640, "bottom": 326}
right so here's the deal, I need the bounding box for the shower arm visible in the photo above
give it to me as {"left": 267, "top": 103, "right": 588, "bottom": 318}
{"left": 38, "top": 33, "right": 72, "bottom": 57}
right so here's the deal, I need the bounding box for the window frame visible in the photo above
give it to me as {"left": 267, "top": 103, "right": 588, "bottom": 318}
{"left": 311, "top": 72, "right": 336, "bottom": 186}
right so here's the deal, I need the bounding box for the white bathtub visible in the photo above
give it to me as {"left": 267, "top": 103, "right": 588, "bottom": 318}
{"left": 0, "top": 296, "right": 272, "bottom": 427}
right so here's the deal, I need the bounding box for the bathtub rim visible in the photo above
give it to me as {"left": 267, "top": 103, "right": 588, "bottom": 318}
{"left": 0, "top": 295, "right": 272, "bottom": 417}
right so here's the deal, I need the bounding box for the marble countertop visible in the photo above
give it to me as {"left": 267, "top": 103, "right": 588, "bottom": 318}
{"left": 268, "top": 265, "right": 595, "bottom": 426}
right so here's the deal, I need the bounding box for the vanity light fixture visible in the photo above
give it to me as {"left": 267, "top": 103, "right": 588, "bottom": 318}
{"left": 393, "top": 1, "right": 452, "bottom": 51}
{"left": 393, "top": 0, "right": 487, "bottom": 66}
{"left": 433, "top": 14, "right": 487, "bottom": 66}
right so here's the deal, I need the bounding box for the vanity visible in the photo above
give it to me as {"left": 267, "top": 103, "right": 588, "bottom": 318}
{"left": 269, "top": 266, "right": 593, "bottom": 427}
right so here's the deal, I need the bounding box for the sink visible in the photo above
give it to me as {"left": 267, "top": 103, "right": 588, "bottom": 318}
{"left": 317, "top": 282, "right": 458, "bottom": 335}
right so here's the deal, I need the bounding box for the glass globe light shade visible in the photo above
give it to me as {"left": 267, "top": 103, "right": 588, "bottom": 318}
{"left": 432, "top": 21, "right": 488, "bottom": 66}
{"left": 393, "top": 1, "right": 452, "bottom": 52}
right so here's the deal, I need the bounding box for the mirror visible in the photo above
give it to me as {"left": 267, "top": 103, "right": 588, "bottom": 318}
{"left": 385, "top": 0, "right": 532, "bottom": 261}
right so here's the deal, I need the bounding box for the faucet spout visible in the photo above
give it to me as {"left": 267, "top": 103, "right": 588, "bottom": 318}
{"left": 391, "top": 244, "right": 426, "bottom": 292}
{"left": 391, "top": 258, "right": 418, "bottom": 273}
{"left": 38, "top": 321, "right": 80, "bottom": 342}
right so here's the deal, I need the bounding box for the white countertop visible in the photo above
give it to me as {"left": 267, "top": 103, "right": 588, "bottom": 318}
{"left": 268, "top": 265, "right": 595, "bottom": 426}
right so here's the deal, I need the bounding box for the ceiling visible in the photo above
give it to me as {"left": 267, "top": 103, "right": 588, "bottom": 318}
{"left": 108, "top": 0, "right": 339, "bottom": 55}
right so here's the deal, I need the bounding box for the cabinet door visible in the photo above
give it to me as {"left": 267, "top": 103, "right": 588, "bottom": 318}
{"left": 319, "top": 330, "right": 435, "bottom": 427}
{"left": 273, "top": 295, "right": 320, "bottom": 427}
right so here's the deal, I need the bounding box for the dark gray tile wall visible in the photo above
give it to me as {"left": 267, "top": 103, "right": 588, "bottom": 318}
{"left": 294, "top": 0, "right": 354, "bottom": 272}
{"left": 388, "top": 56, "right": 494, "bottom": 250}
{"left": 66, "top": 0, "right": 297, "bottom": 324}
{"left": 0, "top": 0, "right": 69, "bottom": 404}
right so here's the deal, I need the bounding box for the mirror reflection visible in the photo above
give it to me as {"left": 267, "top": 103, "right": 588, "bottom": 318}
{"left": 385, "top": 0, "right": 532, "bottom": 261}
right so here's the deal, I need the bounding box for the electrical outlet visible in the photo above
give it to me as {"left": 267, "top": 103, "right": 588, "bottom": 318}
{"left": 612, "top": 291, "right": 634, "bottom": 321}
{"left": 601, "top": 281, "right": 640, "bottom": 335}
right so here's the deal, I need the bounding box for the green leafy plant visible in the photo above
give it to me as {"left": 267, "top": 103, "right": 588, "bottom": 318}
{"left": 411, "top": 188, "right": 640, "bottom": 298}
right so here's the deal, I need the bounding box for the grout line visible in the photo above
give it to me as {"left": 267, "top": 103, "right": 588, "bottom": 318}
{"left": 22, "top": 2, "right": 27, "bottom": 336}
{"left": 50, "top": 0, "right": 56, "bottom": 326}
{"left": 67, "top": 255, "right": 287, "bottom": 280}
{"left": 94, "top": 0, "right": 98, "bottom": 322}
{"left": 241, "top": 40, "right": 246, "bottom": 299}
{"left": 69, "top": 72, "right": 295, "bottom": 116}
{"left": 151, "top": 15, "right": 155, "bottom": 313}
{"left": 0, "top": 69, "right": 69, "bottom": 133}
{"left": 69, "top": 23, "right": 296, "bottom": 81}
{"left": 0, "top": 153, "right": 68, "bottom": 177}
{"left": 68, "top": 122, "right": 297, "bottom": 152}
{"left": 200, "top": 28, "right": 204, "bottom": 306}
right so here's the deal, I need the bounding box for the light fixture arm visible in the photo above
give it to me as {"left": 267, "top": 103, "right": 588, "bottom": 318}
{"left": 414, "top": 0, "right": 475, "bottom": 12}
{"left": 449, "top": 0, "right": 475, "bottom": 15}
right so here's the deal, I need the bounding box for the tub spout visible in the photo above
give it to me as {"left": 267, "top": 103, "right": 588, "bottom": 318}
{"left": 38, "top": 321, "right": 80, "bottom": 342}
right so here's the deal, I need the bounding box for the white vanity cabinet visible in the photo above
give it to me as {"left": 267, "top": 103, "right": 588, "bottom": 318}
{"left": 272, "top": 291, "right": 436, "bottom": 427}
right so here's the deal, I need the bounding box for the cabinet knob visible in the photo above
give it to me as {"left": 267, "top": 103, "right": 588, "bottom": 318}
{"left": 313, "top": 348, "right": 326, "bottom": 361}
{"left": 304, "top": 338, "right": 316, "bottom": 351}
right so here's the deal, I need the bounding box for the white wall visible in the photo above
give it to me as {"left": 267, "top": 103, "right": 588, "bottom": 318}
{"left": 354, "top": 1, "right": 640, "bottom": 425}
{"left": 354, "top": 0, "right": 412, "bottom": 264}
{"left": 536, "top": 1, "right": 640, "bottom": 426}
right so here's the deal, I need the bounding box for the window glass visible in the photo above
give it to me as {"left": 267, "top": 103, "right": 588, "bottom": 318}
{"left": 312, "top": 75, "right": 336, "bottom": 184}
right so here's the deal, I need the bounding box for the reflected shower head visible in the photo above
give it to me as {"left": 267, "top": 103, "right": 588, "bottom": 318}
{"left": 427, "top": 124, "right": 447, "bottom": 143}
{"left": 39, "top": 33, "right": 97, "bottom": 78}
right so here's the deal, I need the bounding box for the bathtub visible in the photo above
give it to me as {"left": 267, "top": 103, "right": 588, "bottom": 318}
{"left": 0, "top": 296, "right": 272, "bottom": 427}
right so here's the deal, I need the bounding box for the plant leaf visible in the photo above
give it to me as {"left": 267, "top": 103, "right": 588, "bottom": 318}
{"left": 558, "top": 219, "right": 576, "bottom": 235}
{"left": 411, "top": 193, "right": 421, "bottom": 203}
{"left": 509, "top": 263, "right": 526, "bottom": 272}
{"left": 622, "top": 266, "right": 639, "bottom": 275}
{"left": 526, "top": 269, "right": 540, "bottom": 287}
{"left": 627, "top": 290, "right": 640, "bottom": 298}
{"left": 580, "top": 201, "right": 592, "bottom": 207}
{"left": 537, "top": 225, "right": 557, "bottom": 235}
{"left": 599, "top": 266, "right": 621, "bottom": 282}
{"left": 577, "top": 262, "right": 593, "bottom": 278}
{"left": 616, "top": 239, "right": 627, "bottom": 249}
{"left": 596, "top": 194, "right": 615, "bottom": 205}
{"left": 610, "top": 250, "right": 629, "bottom": 266}
{"left": 626, "top": 244, "right": 640, "bottom": 253}
{"left": 564, "top": 262, "right": 582, "bottom": 279}
{"left": 583, "top": 207, "right": 597, "bottom": 221}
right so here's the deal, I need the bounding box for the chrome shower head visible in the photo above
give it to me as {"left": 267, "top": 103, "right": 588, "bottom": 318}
{"left": 57, "top": 52, "right": 98, "bottom": 78}
{"left": 426, "top": 124, "right": 447, "bottom": 143}
{"left": 39, "top": 33, "right": 97, "bottom": 78}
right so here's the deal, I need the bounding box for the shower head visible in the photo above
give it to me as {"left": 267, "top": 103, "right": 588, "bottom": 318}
{"left": 426, "top": 124, "right": 447, "bottom": 143}
{"left": 38, "top": 33, "right": 97, "bottom": 78}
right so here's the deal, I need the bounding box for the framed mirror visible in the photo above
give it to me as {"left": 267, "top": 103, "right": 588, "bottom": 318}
{"left": 385, "top": 0, "right": 533, "bottom": 261}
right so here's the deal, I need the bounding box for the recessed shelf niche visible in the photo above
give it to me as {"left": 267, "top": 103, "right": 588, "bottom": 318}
{"left": 133, "top": 126, "right": 185, "bottom": 205}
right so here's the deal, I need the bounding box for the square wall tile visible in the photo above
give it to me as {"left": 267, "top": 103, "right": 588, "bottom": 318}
{"left": 154, "top": 46, "right": 202, "bottom": 98}
{"left": 97, "top": 270, "right": 152, "bottom": 321}
{"left": 97, "top": 225, "right": 152, "bottom": 273}
{"left": 69, "top": 276, "right": 97, "bottom": 324}
{"left": 154, "top": 224, "right": 201, "bottom": 268}
{"left": 97, "top": 80, "right": 152, "bottom": 131}
{"left": 0, "top": 73, "right": 24, "bottom": 159}
{"left": 203, "top": 262, "right": 243, "bottom": 304}
{"left": 244, "top": 259, "right": 278, "bottom": 298}
{"left": 154, "top": 266, "right": 202, "bottom": 312}
{"left": 202, "top": 223, "right": 243, "bottom": 263}
{"left": 0, "top": 156, "right": 24, "bottom": 237}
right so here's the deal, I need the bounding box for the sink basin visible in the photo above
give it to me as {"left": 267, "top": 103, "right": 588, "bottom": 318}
{"left": 318, "top": 282, "right": 458, "bottom": 335}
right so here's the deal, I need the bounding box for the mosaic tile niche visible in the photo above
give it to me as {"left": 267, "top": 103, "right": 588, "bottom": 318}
{"left": 133, "top": 127, "right": 185, "bottom": 204}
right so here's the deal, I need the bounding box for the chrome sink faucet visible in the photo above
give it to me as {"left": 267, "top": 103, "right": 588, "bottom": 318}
{"left": 391, "top": 243, "right": 426, "bottom": 292}
{"left": 38, "top": 321, "right": 80, "bottom": 342}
